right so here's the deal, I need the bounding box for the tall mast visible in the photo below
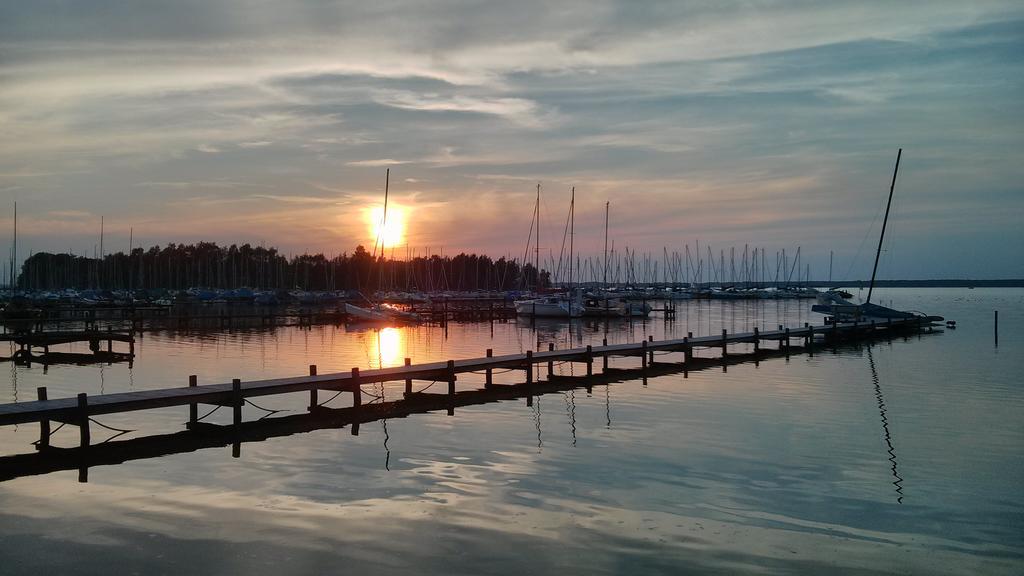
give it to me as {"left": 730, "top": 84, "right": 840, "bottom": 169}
{"left": 568, "top": 186, "right": 575, "bottom": 290}
{"left": 10, "top": 201, "right": 15, "bottom": 291}
{"left": 100, "top": 216, "right": 104, "bottom": 289}
{"left": 603, "top": 201, "right": 609, "bottom": 287}
{"left": 867, "top": 148, "right": 902, "bottom": 304}
{"left": 535, "top": 183, "right": 540, "bottom": 291}
{"left": 373, "top": 168, "right": 390, "bottom": 260}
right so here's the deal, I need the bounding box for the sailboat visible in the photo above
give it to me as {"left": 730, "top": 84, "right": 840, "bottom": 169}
{"left": 346, "top": 169, "right": 423, "bottom": 325}
{"left": 514, "top": 185, "right": 583, "bottom": 318}
{"left": 812, "top": 149, "right": 943, "bottom": 324}
{"left": 583, "top": 201, "right": 649, "bottom": 317}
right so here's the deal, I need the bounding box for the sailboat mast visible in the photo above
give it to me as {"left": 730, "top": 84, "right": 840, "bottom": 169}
{"left": 535, "top": 183, "right": 540, "bottom": 291}
{"left": 10, "top": 201, "right": 15, "bottom": 291}
{"left": 603, "top": 201, "right": 609, "bottom": 287}
{"left": 867, "top": 148, "right": 902, "bottom": 304}
{"left": 568, "top": 187, "right": 575, "bottom": 290}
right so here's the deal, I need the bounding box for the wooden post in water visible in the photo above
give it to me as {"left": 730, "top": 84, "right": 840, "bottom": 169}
{"left": 37, "top": 387, "right": 49, "bottom": 449}
{"left": 351, "top": 368, "right": 362, "bottom": 407}
{"left": 721, "top": 329, "right": 728, "bottom": 358}
{"left": 77, "top": 393, "right": 90, "bottom": 449}
{"left": 485, "top": 349, "right": 493, "bottom": 387}
{"left": 648, "top": 335, "right": 654, "bottom": 365}
{"left": 404, "top": 358, "right": 412, "bottom": 395}
{"left": 602, "top": 338, "right": 609, "bottom": 370}
{"left": 308, "top": 365, "right": 318, "bottom": 410}
{"left": 807, "top": 325, "right": 814, "bottom": 355}
{"left": 350, "top": 367, "right": 361, "bottom": 436}
{"left": 548, "top": 343, "right": 555, "bottom": 377}
{"left": 586, "top": 345, "right": 593, "bottom": 376}
{"left": 784, "top": 328, "right": 791, "bottom": 354}
{"left": 641, "top": 340, "right": 648, "bottom": 370}
{"left": 753, "top": 327, "right": 760, "bottom": 353}
{"left": 188, "top": 375, "right": 198, "bottom": 425}
{"left": 683, "top": 336, "right": 692, "bottom": 363}
{"left": 525, "top": 350, "right": 534, "bottom": 384}
{"left": 447, "top": 360, "right": 456, "bottom": 415}
{"left": 232, "top": 379, "right": 242, "bottom": 426}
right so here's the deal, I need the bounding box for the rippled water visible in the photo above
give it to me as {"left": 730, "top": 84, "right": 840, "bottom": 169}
{"left": 1, "top": 288, "right": 1021, "bottom": 575}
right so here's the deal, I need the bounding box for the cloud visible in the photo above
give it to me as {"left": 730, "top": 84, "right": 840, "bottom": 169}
{"left": 0, "top": 2, "right": 1022, "bottom": 278}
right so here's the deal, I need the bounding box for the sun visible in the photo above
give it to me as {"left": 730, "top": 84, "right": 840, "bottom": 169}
{"left": 367, "top": 205, "right": 407, "bottom": 249}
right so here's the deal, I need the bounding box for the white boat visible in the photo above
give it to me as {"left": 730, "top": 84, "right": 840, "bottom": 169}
{"left": 345, "top": 302, "right": 422, "bottom": 323}
{"left": 516, "top": 292, "right": 583, "bottom": 318}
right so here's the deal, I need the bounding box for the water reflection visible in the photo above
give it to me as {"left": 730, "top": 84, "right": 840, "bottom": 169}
{"left": 868, "top": 345, "right": 905, "bottom": 504}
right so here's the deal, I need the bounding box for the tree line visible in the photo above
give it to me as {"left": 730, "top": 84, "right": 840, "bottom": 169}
{"left": 15, "top": 242, "right": 549, "bottom": 292}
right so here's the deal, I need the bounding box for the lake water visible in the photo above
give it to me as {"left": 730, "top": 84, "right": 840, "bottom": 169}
{"left": 1, "top": 288, "right": 1021, "bottom": 575}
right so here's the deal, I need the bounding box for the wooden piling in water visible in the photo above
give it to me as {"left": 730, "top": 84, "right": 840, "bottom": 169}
{"left": 308, "top": 365, "right": 317, "bottom": 410}
{"left": 485, "top": 349, "right": 493, "bottom": 387}
{"left": 525, "top": 350, "right": 534, "bottom": 384}
{"left": 602, "top": 338, "right": 609, "bottom": 370}
{"left": 548, "top": 343, "right": 555, "bottom": 376}
{"left": 37, "top": 387, "right": 49, "bottom": 449}
{"left": 189, "top": 375, "right": 198, "bottom": 424}
{"left": 77, "top": 393, "right": 90, "bottom": 449}
{"left": 232, "top": 379, "right": 242, "bottom": 426}
{"left": 405, "top": 358, "right": 412, "bottom": 395}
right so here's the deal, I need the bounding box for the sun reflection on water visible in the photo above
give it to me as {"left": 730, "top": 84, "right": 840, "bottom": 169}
{"left": 374, "top": 327, "right": 404, "bottom": 368}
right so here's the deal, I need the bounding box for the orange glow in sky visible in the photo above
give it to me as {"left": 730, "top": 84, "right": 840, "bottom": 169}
{"left": 368, "top": 206, "right": 407, "bottom": 249}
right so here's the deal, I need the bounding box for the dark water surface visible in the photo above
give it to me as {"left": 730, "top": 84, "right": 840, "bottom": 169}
{"left": 1, "top": 289, "right": 1021, "bottom": 575}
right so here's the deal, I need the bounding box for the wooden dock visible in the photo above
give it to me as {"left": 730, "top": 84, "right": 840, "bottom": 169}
{"left": 0, "top": 341, "right": 845, "bottom": 482}
{"left": 0, "top": 317, "right": 937, "bottom": 449}
{"left": 0, "top": 327, "right": 136, "bottom": 364}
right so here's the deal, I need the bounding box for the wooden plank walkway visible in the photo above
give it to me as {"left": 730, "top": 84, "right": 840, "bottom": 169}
{"left": 0, "top": 317, "right": 935, "bottom": 435}
{"left": 0, "top": 347, "right": 816, "bottom": 482}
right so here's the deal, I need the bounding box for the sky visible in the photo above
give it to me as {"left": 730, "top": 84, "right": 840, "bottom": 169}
{"left": 1, "top": 0, "right": 1022, "bottom": 280}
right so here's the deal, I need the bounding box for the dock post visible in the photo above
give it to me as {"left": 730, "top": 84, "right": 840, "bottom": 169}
{"left": 485, "top": 349, "right": 493, "bottom": 387}
{"left": 107, "top": 326, "right": 113, "bottom": 353}
{"left": 586, "top": 345, "right": 593, "bottom": 376}
{"left": 683, "top": 336, "right": 692, "bottom": 363}
{"left": 807, "top": 325, "right": 814, "bottom": 355}
{"left": 602, "top": 338, "right": 609, "bottom": 370}
{"left": 350, "top": 367, "right": 361, "bottom": 436}
{"left": 447, "top": 360, "right": 456, "bottom": 396}
{"left": 648, "top": 335, "right": 654, "bottom": 365}
{"left": 308, "top": 365, "right": 318, "bottom": 410}
{"left": 37, "top": 387, "right": 50, "bottom": 450}
{"left": 405, "top": 358, "right": 413, "bottom": 395}
{"left": 548, "top": 343, "right": 554, "bottom": 377}
{"left": 351, "top": 368, "right": 362, "bottom": 407}
{"left": 188, "top": 375, "right": 198, "bottom": 425}
{"left": 784, "top": 328, "right": 791, "bottom": 353}
{"left": 641, "top": 340, "right": 648, "bottom": 370}
{"left": 753, "top": 327, "right": 760, "bottom": 353}
{"left": 77, "top": 393, "right": 90, "bottom": 449}
{"left": 721, "top": 329, "right": 728, "bottom": 358}
{"left": 232, "top": 379, "right": 242, "bottom": 427}
{"left": 525, "top": 350, "right": 534, "bottom": 384}
{"left": 447, "top": 360, "right": 456, "bottom": 415}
